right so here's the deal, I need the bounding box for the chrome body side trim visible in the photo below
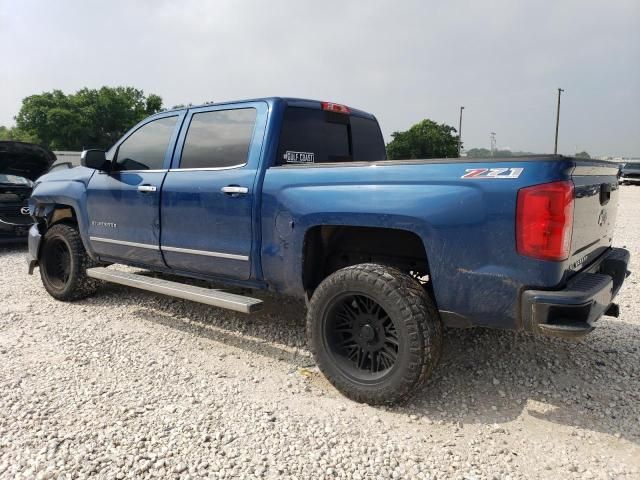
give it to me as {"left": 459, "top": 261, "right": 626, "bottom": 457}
{"left": 89, "top": 236, "right": 159, "bottom": 250}
{"left": 101, "top": 169, "right": 169, "bottom": 174}
{"left": 168, "top": 164, "right": 246, "bottom": 172}
{"left": 121, "top": 169, "right": 168, "bottom": 173}
{"left": 89, "top": 236, "right": 249, "bottom": 261}
{"left": 161, "top": 245, "right": 249, "bottom": 261}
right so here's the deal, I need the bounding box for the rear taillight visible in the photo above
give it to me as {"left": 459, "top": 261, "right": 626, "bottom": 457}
{"left": 321, "top": 101, "right": 350, "bottom": 114}
{"left": 516, "top": 180, "right": 574, "bottom": 261}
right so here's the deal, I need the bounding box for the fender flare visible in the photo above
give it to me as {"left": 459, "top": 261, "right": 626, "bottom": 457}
{"left": 29, "top": 180, "right": 96, "bottom": 258}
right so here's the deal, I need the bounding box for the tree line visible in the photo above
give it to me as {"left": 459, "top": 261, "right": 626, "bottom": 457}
{"left": 2, "top": 86, "right": 589, "bottom": 159}
{"left": 0, "top": 87, "right": 162, "bottom": 150}
{"left": 1, "top": 86, "right": 461, "bottom": 158}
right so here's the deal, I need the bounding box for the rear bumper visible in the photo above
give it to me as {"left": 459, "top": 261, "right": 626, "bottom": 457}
{"left": 521, "top": 247, "right": 630, "bottom": 338}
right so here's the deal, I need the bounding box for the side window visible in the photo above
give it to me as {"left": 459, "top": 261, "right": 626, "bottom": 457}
{"left": 179, "top": 108, "right": 257, "bottom": 169}
{"left": 115, "top": 116, "right": 178, "bottom": 171}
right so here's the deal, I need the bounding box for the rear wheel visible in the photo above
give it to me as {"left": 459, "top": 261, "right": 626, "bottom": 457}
{"left": 307, "top": 263, "right": 442, "bottom": 405}
{"left": 39, "top": 223, "right": 100, "bottom": 301}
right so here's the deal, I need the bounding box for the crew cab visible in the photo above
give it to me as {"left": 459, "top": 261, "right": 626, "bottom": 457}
{"left": 27, "top": 97, "right": 630, "bottom": 404}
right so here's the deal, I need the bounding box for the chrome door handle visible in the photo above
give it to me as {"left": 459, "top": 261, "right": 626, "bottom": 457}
{"left": 137, "top": 185, "right": 157, "bottom": 193}
{"left": 221, "top": 186, "right": 248, "bottom": 195}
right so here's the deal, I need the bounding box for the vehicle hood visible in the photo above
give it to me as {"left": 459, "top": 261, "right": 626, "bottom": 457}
{"left": 35, "top": 165, "right": 96, "bottom": 186}
{"left": 0, "top": 141, "right": 56, "bottom": 181}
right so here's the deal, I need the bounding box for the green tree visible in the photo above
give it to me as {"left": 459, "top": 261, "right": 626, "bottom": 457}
{"left": 465, "top": 147, "right": 538, "bottom": 158}
{"left": 14, "top": 87, "right": 163, "bottom": 150}
{"left": 465, "top": 148, "right": 493, "bottom": 157}
{"left": 386, "top": 119, "right": 459, "bottom": 160}
{"left": 0, "top": 125, "right": 34, "bottom": 142}
{"left": 0, "top": 126, "right": 11, "bottom": 140}
{"left": 575, "top": 151, "right": 591, "bottom": 159}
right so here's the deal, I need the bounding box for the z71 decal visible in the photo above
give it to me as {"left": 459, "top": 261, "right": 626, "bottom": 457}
{"left": 461, "top": 167, "right": 524, "bottom": 179}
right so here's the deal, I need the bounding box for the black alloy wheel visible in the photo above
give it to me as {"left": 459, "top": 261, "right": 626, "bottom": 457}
{"left": 41, "top": 237, "right": 72, "bottom": 289}
{"left": 307, "top": 263, "right": 443, "bottom": 405}
{"left": 39, "top": 223, "right": 100, "bottom": 301}
{"left": 324, "top": 293, "right": 399, "bottom": 381}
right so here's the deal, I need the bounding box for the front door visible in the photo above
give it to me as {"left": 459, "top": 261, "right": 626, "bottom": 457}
{"left": 160, "top": 102, "right": 268, "bottom": 279}
{"left": 86, "top": 112, "right": 183, "bottom": 267}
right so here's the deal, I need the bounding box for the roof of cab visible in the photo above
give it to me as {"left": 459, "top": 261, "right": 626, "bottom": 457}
{"left": 161, "top": 97, "right": 377, "bottom": 120}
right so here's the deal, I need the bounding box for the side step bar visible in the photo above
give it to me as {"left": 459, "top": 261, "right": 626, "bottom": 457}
{"left": 87, "top": 267, "right": 262, "bottom": 313}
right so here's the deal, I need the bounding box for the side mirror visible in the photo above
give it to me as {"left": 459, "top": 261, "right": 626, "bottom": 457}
{"left": 81, "top": 149, "right": 110, "bottom": 171}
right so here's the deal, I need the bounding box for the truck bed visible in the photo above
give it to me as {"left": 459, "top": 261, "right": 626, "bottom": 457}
{"left": 263, "top": 154, "right": 620, "bottom": 329}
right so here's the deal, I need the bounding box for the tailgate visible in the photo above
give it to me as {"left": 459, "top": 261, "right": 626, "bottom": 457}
{"left": 568, "top": 160, "right": 620, "bottom": 275}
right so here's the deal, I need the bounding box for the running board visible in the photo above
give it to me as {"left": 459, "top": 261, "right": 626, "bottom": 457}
{"left": 86, "top": 267, "right": 262, "bottom": 313}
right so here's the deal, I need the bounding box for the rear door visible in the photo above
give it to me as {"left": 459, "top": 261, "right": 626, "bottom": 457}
{"left": 86, "top": 112, "right": 183, "bottom": 267}
{"left": 160, "top": 102, "right": 268, "bottom": 279}
{"left": 568, "top": 160, "right": 620, "bottom": 274}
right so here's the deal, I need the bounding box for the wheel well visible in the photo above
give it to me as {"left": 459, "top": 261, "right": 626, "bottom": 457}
{"left": 302, "top": 225, "right": 430, "bottom": 293}
{"left": 35, "top": 205, "right": 77, "bottom": 233}
{"left": 49, "top": 206, "right": 76, "bottom": 226}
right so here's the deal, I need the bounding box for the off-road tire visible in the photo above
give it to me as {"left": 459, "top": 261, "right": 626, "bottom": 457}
{"left": 307, "top": 263, "right": 443, "bottom": 405}
{"left": 39, "top": 223, "right": 100, "bottom": 301}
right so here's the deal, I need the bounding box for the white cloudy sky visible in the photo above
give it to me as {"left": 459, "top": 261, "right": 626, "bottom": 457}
{"left": 1, "top": 0, "right": 638, "bottom": 156}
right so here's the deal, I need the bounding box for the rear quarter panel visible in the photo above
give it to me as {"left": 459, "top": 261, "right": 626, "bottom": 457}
{"left": 261, "top": 158, "right": 575, "bottom": 329}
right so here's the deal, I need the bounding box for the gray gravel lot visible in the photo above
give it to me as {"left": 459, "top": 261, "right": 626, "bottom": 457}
{"left": 0, "top": 187, "right": 639, "bottom": 480}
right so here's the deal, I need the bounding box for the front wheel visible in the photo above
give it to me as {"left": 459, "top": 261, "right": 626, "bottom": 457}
{"left": 307, "top": 263, "right": 443, "bottom": 405}
{"left": 39, "top": 223, "right": 100, "bottom": 301}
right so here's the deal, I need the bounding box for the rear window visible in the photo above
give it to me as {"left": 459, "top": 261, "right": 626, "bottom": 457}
{"left": 276, "top": 107, "right": 386, "bottom": 165}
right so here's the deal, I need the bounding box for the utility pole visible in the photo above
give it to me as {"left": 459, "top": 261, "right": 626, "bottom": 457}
{"left": 554, "top": 88, "right": 564, "bottom": 154}
{"left": 458, "top": 106, "right": 464, "bottom": 157}
{"left": 490, "top": 132, "right": 497, "bottom": 156}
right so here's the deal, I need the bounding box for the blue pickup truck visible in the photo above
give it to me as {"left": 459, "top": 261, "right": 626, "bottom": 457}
{"left": 27, "top": 97, "right": 630, "bottom": 404}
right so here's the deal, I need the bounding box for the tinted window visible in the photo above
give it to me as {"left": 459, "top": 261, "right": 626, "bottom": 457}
{"left": 351, "top": 115, "right": 387, "bottom": 160}
{"left": 116, "top": 116, "right": 177, "bottom": 171}
{"left": 277, "top": 107, "right": 386, "bottom": 165}
{"left": 179, "top": 108, "right": 257, "bottom": 169}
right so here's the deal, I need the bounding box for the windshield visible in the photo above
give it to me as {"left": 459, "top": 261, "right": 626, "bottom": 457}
{"left": 624, "top": 162, "right": 640, "bottom": 168}
{"left": 0, "top": 174, "right": 34, "bottom": 187}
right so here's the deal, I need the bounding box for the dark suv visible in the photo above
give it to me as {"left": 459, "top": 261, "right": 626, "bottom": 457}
{"left": 620, "top": 162, "right": 640, "bottom": 185}
{"left": 0, "top": 142, "right": 55, "bottom": 243}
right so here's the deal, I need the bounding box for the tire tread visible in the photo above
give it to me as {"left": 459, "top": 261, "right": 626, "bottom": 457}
{"left": 40, "top": 223, "right": 100, "bottom": 301}
{"left": 307, "top": 263, "right": 443, "bottom": 405}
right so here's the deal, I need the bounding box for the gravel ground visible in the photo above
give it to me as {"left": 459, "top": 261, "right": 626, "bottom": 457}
{"left": 1, "top": 187, "right": 639, "bottom": 480}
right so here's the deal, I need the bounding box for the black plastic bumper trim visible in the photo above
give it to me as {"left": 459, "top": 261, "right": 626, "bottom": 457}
{"left": 521, "top": 247, "right": 630, "bottom": 338}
